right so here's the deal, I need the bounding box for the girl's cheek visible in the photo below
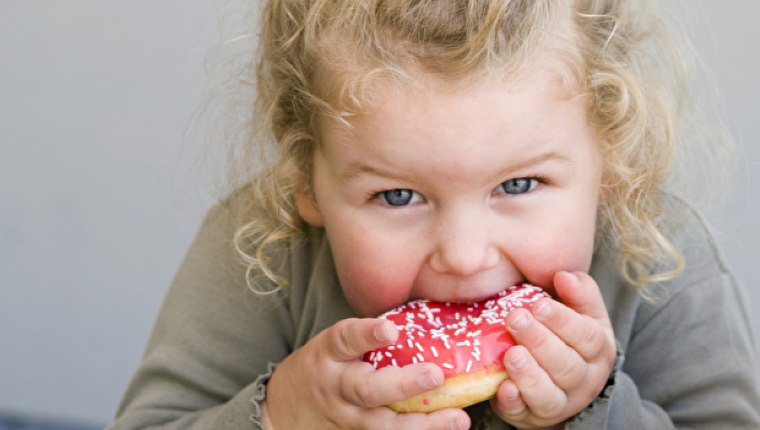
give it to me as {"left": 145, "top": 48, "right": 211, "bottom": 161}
{"left": 518, "top": 236, "right": 593, "bottom": 290}
{"left": 343, "top": 285, "right": 410, "bottom": 317}
{"left": 337, "top": 261, "right": 416, "bottom": 316}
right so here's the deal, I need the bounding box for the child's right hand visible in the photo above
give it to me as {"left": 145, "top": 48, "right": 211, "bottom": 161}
{"left": 262, "top": 317, "right": 471, "bottom": 429}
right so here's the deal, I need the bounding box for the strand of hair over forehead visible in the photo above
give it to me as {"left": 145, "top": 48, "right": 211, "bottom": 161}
{"left": 281, "top": 0, "right": 557, "bottom": 77}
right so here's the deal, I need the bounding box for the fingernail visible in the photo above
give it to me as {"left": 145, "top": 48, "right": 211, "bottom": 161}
{"left": 509, "top": 351, "right": 528, "bottom": 369}
{"left": 532, "top": 299, "right": 552, "bottom": 320}
{"left": 449, "top": 417, "right": 466, "bottom": 430}
{"left": 562, "top": 270, "right": 581, "bottom": 284}
{"left": 374, "top": 323, "right": 392, "bottom": 342}
{"left": 509, "top": 312, "right": 529, "bottom": 331}
{"left": 504, "top": 383, "right": 520, "bottom": 400}
{"left": 418, "top": 369, "right": 442, "bottom": 390}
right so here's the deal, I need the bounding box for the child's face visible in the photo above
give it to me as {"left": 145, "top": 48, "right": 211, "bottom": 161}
{"left": 296, "top": 70, "right": 603, "bottom": 317}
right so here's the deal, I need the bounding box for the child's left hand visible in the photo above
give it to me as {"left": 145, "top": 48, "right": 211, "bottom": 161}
{"left": 491, "top": 271, "right": 616, "bottom": 429}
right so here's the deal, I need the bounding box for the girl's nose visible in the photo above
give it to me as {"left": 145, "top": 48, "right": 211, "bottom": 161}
{"left": 428, "top": 210, "right": 500, "bottom": 276}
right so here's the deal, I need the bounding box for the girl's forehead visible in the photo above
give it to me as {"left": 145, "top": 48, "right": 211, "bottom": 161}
{"left": 315, "top": 56, "right": 584, "bottom": 129}
{"left": 316, "top": 66, "right": 589, "bottom": 159}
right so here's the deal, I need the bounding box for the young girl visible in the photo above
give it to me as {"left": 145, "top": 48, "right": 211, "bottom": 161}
{"left": 110, "top": 1, "right": 760, "bottom": 429}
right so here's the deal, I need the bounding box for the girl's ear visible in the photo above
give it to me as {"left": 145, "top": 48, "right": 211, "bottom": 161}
{"left": 295, "top": 192, "right": 324, "bottom": 227}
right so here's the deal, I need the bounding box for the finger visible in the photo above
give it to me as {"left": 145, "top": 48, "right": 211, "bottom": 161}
{"left": 503, "top": 346, "right": 568, "bottom": 420}
{"left": 552, "top": 271, "right": 610, "bottom": 322}
{"left": 340, "top": 362, "right": 444, "bottom": 408}
{"left": 321, "top": 318, "right": 398, "bottom": 362}
{"left": 531, "top": 297, "right": 615, "bottom": 362}
{"left": 506, "top": 307, "right": 587, "bottom": 389}
{"left": 364, "top": 406, "right": 470, "bottom": 430}
{"left": 491, "top": 378, "right": 528, "bottom": 419}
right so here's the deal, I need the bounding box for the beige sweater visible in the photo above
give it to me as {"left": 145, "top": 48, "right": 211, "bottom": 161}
{"left": 109, "top": 198, "right": 760, "bottom": 429}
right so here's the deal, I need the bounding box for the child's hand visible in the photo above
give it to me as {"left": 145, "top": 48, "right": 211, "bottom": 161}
{"left": 262, "top": 317, "right": 471, "bottom": 429}
{"left": 491, "top": 271, "right": 616, "bottom": 429}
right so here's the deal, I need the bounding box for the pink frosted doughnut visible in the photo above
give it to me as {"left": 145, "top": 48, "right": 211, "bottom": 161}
{"left": 363, "top": 284, "right": 549, "bottom": 412}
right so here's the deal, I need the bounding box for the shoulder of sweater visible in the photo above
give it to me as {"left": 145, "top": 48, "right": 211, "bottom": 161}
{"left": 631, "top": 193, "right": 737, "bottom": 328}
{"left": 660, "top": 192, "right": 731, "bottom": 285}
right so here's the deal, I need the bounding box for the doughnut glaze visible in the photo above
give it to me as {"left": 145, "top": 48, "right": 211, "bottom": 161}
{"left": 363, "top": 284, "right": 548, "bottom": 412}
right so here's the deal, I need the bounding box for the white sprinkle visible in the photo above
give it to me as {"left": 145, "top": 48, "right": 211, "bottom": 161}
{"left": 392, "top": 359, "right": 398, "bottom": 367}
{"left": 415, "top": 342, "right": 424, "bottom": 352}
{"left": 416, "top": 353, "right": 425, "bottom": 362}
{"left": 431, "top": 346, "right": 439, "bottom": 358}
{"left": 466, "top": 359, "right": 473, "bottom": 373}
{"left": 442, "top": 363, "right": 455, "bottom": 369}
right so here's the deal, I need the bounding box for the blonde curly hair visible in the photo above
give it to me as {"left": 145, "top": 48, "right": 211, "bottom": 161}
{"left": 221, "top": 0, "right": 700, "bottom": 294}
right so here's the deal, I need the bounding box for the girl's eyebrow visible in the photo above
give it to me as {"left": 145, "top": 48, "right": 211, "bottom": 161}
{"left": 340, "top": 162, "right": 413, "bottom": 183}
{"left": 340, "top": 151, "right": 570, "bottom": 183}
{"left": 486, "top": 151, "right": 571, "bottom": 183}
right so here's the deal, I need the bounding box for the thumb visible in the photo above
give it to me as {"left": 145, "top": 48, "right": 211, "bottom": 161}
{"left": 321, "top": 318, "right": 398, "bottom": 362}
{"left": 552, "top": 271, "right": 610, "bottom": 322}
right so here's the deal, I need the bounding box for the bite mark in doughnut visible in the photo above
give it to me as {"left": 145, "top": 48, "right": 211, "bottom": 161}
{"left": 363, "top": 284, "right": 549, "bottom": 413}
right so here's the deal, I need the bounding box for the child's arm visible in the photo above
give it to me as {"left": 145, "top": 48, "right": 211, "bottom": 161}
{"left": 107, "top": 204, "right": 297, "bottom": 429}
{"left": 490, "top": 271, "right": 617, "bottom": 429}
{"left": 261, "top": 317, "right": 470, "bottom": 429}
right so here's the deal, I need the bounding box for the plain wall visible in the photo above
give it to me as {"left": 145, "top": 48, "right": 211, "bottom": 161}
{"left": 1, "top": 1, "right": 758, "bottom": 425}
{"left": 0, "top": 1, "right": 217, "bottom": 424}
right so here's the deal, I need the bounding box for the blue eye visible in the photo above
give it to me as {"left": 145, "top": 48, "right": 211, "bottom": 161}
{"left": 499, "top": 178, "right": 538, "bottom": 195}
{"left": 378, "top": 189, "right": 417, "bottom": 206}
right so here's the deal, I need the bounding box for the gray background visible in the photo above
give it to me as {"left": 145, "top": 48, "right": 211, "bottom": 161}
{"left": 1, "top": 1, "right": 758, "bottom": 425}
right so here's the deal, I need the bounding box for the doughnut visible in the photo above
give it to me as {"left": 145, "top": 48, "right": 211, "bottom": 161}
{"left": 362, "top": 284, "right": 549, "bottom": 413}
